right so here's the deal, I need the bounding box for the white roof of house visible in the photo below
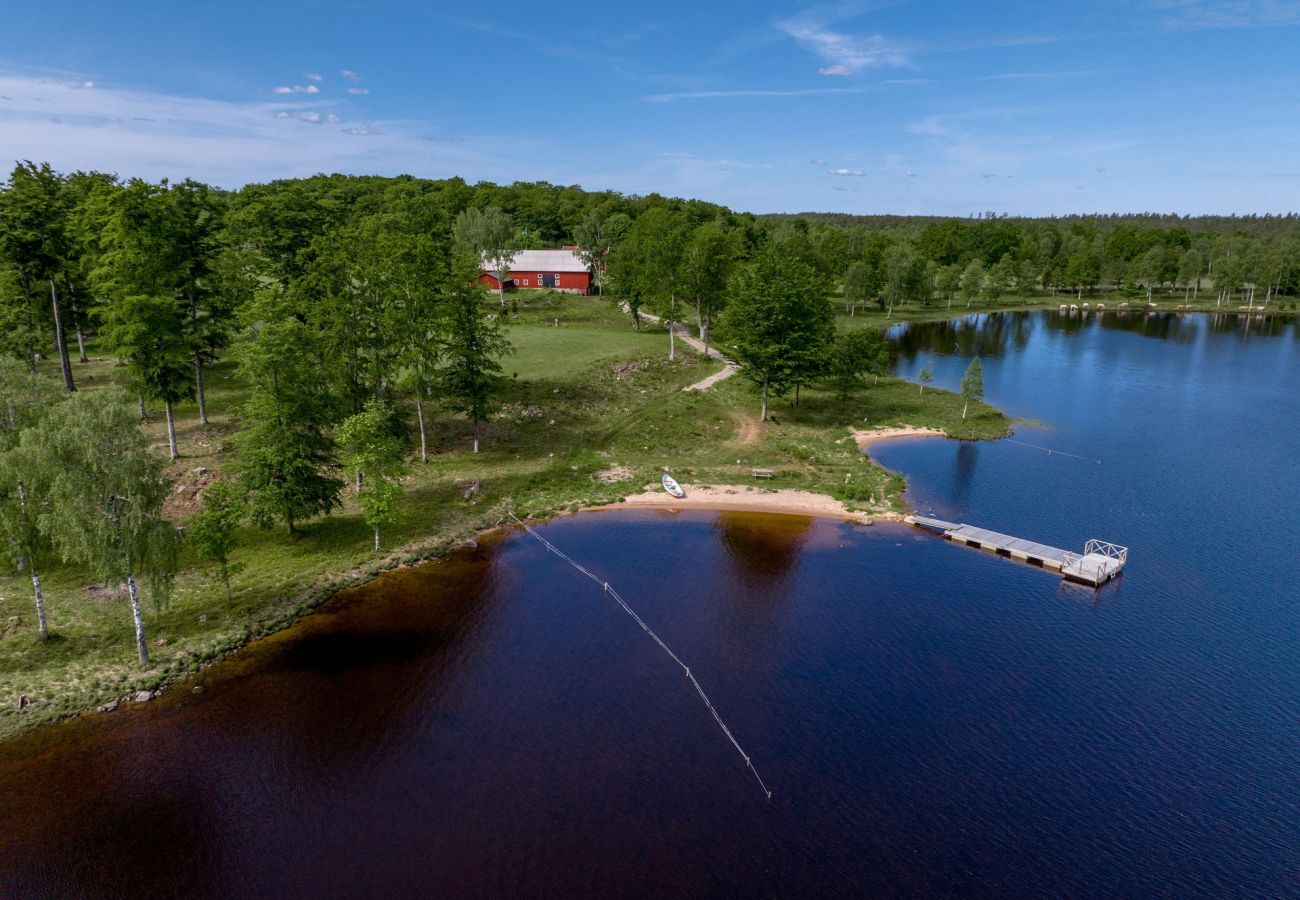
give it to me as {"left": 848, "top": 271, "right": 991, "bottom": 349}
{"left": 485, "top": 248, "right": 588, "bottom": 273}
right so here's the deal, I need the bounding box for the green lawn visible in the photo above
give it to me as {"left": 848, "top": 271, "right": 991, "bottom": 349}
{"left": 1, "top": 291, "right": 1009, "bottom": 740}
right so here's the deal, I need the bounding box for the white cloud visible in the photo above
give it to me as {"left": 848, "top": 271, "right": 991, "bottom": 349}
{"left": 273, "top": 84, "right": 319, "bottom": 95}
{"left": 326, "top": 113, "right": 340, "bottom": 123}
{"left": 0, "top": 70, "right": 499, "bottom": 187}
{"left": 830, "top": 167, "right": 866, "bottom": 176}
{"left": 810, "top": 158, "right": 827, "bottom": 164}
{"left": 340, "top": 69, "right": 363, "bottom": 81}
{"left": 81, "top": 80, "right": 95, "bottom": 89}
{"left": 347, "top": 87, "right": 369, "bottom": 95}
{"left": 303, "top": 72, "right": 323, "bottom": 81}
{"left": 778, "top": 18, "right": 911, "bottom": 75}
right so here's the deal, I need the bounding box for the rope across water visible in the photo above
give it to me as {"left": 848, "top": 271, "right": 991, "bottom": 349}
{"left": 509, "top": 514, "right": 773, "bottom": 801}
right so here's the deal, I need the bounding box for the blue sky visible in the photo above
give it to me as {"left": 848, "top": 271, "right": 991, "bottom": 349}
{"left": 2, "top": 1, "right": 1299, "bottom": 215}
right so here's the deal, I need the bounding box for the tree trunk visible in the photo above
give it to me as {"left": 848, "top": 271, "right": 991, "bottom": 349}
{"left": 76, "top": 330, "right": 88, "bottom": 363}
{"left": 126, "top": 575, "right": 150, "bottom": 666}
{"left": 356, "top": 471, "right": 363, "bottom": 492}
{"left": 416, "top": 396, "right": 428, "bottom": 463}
{"left": 49, "top": 279, "right": 75, "bottom": 392}
{"left": 164, "top": 401, "right": 178, "bottom": 460}
{"left": 32, "top": 571, "right": 47, "bottom": 641}
{"left": 962, "top": 401, "right": 969, "bottom": 420}
{"left": 194, "top": 353, "right": 208, "bottom": 426}
{"left": 221, "top": 563, "right": 232, "bottom": 606}
{"left": 473, "top": 418, "right": 481, "bottom": 454}
{"left": 373, "top": 527, "right": 381, "bottom": 552}
{"left": 761, "top": 378, "right": 768, "bottom": 421}
{"left": 795, "top": 383, "right": 800, "bottom": 406}
{"left": 695, "top": 293, "right": 704, "bottom": 339}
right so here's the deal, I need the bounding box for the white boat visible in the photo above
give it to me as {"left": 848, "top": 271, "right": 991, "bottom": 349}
{"left": 662, "top": 474, "right": 685, "bottom": 498}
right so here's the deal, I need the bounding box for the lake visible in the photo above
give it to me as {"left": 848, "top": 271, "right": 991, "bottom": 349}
{"left": 1, "top": 311, "right": 1297, "bottom": 898}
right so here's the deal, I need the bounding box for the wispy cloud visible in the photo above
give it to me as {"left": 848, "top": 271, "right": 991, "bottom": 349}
{"left": 347, "top": 87, "right": 370, "bottom": 95}
{"left": 829, "top": 167, "right": 866, "bottom": 176}
{"left": 340, "top": 69, "right": 363, "bottom": 81}
{"left": 1135, "top": 0, "right": 1300, "bottom": 29}
{"left": 273, "top": 84, "right": 319, "bottom": 94}
{"left": 0, "top": 70, "right": 496, "bottom": 186}
{"left": 779, "top": 17, "right": 912, "bottom": 75}
{"left": 303, "top": 72, "right": 323, "bottom": 82}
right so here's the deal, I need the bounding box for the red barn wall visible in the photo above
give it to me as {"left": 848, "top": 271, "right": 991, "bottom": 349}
{"left": 479, "top": 271, "right": 591, "bottom": 295}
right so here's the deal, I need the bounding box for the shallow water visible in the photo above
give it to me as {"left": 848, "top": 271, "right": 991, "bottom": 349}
{"left": 1, "top": 312, "right": 1297, "bottom": 898}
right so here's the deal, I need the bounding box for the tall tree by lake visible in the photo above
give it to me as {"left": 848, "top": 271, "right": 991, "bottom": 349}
{"left": 0, "top": 359, "right": 58, "bottom": 640}
{"left": 438, "top": 285, "right": 511, "bottom": 453}
{"left": 722, "top": 246, "right": 834, "bottom": 421}
{"left": 230, "top": 293, "right": 343, "bottom": 535}
{"left": 0, "top": 162, "right": 77, "bottom": 391}
{"left": 17, "top": 389, "right": 178, "bottom": 665}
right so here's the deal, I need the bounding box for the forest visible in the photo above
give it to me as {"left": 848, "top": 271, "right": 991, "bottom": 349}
{"left": 0, "top": 161, "right": 1296, "bottom": 722}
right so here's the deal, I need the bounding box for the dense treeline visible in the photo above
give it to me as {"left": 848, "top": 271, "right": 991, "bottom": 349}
{"left": 1, "top": 162, "right": 1297, "bottom": 663}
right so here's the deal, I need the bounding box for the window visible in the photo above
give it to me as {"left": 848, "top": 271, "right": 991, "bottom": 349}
{"left": 555, "top": 275, "right": 562, "bottom": 286}
{"left": 522, "top": 279, "right": 529, "bottom": 286}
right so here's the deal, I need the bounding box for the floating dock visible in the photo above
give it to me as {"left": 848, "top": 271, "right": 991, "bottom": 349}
{"left": 904, "top": 516, "right": 1128, "bottom": 586}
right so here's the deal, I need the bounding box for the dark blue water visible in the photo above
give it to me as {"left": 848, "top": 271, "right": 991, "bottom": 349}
{"left": 0, "top": 312, "right": 1296, "bottom": 898}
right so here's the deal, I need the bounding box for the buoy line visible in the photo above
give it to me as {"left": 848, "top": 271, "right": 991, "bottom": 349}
{"left": 1003, "top": 438, "right": 1102, "bottom": 464}
{"left": 508, "top": 514, "right": 773, "bottom": 801}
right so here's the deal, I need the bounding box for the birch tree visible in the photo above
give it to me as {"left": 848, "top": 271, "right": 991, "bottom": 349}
{"left": 337, "top": 400, "right": 405, "bottom": 551}
{"left": 190, "top": 479, "right": 246, "bottom": 606}
{"left": 960, "top": 357, "right": 984, "bottom": 419}
{"left": 20, "top": 389, "right": 177, "bottom": 665}
{"left": 453, "top": 206, "right": 517, "bottom": 304}
{"left": 0, "top": 359, "right": 57, "bottom": 639}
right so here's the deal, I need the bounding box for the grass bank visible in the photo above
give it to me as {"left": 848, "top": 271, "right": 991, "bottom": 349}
{"left": 0, "top": 291, "right": 1008, "bottom": 740}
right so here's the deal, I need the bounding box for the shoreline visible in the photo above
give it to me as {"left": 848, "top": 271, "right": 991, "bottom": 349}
{"left": 588, "top": 426, "right": 956, "bottom": 524}
{"left": 1, "top": 431, "right": 955, "bottom": 744}
{"left": 589, "top": 484, "right": 882, "bottom": 523}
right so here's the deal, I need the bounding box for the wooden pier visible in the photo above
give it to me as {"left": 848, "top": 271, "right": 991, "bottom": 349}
{"left": 904, "top": 515, "right": 1128, "bottom": 586}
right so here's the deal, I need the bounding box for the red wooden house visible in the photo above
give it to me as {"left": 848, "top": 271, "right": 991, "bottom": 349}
{"left": 479, "top": 248, "right": 592, "bottom": 295}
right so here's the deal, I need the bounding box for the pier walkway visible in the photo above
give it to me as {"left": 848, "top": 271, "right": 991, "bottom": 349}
{"left": 905, "top": 516, "right": 1128, "bottom": 586}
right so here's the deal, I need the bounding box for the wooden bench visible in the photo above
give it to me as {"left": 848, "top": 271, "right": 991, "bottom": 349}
{"left": 751, "top": 468, "right": 774, "bottom": 479}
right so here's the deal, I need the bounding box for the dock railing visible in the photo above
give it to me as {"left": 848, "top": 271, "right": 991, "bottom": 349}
{"left": 1082, "top": 539, "right": 1128, "bottom": 565}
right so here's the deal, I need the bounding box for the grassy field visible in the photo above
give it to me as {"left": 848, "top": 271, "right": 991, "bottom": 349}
{"left": 0, "top": 290, "right": 1008, "bottom": 740}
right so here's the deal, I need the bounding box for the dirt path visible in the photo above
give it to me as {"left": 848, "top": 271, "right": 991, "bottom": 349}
{"left": 625, "top": 304, "right": 739, "bottom": 391}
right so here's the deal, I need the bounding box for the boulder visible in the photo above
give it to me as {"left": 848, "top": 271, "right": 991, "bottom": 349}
{"left": 98, "top": 700, "right": 120, "bottom": 713}
{"left": 134, "top": 690, "right": 153, "bottom": 703}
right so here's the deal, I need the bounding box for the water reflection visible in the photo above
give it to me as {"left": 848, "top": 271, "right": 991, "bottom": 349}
{"left": 712, "top": 511, "right": 813, "bottom": 587}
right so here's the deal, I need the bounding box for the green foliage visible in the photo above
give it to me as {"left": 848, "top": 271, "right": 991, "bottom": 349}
{"left": 230, "top": 294, "right": 343, "bottom": 534}
{"left": 454, "top": 206, "right": 517, "bottom": 295}
{"left": 918, "top": 362, "right": 934, "bottom": 394}
{"left": 189, "top": 479, "right": 247, "bottom": 603}
{"left": 960, "top": 357, "right": 985, "bottom": 419}
{"left": 438, "top": 288, "right": 512, "bottom": 452}
{"left": 828, "top": 328, "right": 889, "bottom": 399}
{"left": 720, "top": 245, "right": 835, "bottom": 415}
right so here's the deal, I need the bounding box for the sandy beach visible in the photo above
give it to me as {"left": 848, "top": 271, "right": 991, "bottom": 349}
{"left": 592, "top": 427, "right": 952, "bottom": 522}
{"left": 851, "top": 425, "right": 947, "bottom": 452}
